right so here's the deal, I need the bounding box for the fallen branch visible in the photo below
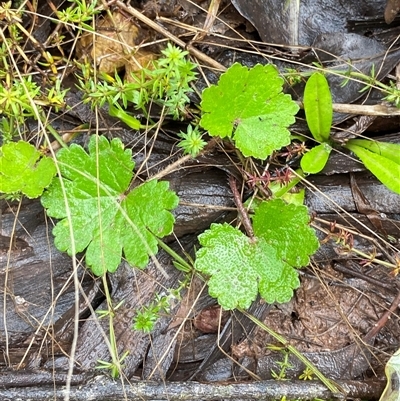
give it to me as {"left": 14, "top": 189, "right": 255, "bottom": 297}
{"left": 0, "top": 375, "right": 386, "bottom": 401}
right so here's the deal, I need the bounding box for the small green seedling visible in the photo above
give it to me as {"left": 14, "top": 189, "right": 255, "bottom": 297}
{"left": 177, "top": 124, "right": 207, "bottom": 157}
{"left": 299, "top": 366, "right": 315, "bottom": 380}
{"left": 267, "top": 345, "right": 293, "bottom": 380}
{"left": 78, "top": 43, "right": 197, "bottom": 121}
{"left": 96, "top": 350, "right": 129, "bottom": 379}
{"left": 133, "top": 283, "right": 185, "bottom": 333}
{"left": 301, "top": 72, "right": 333, "bottom": 174}
{"left": 301, "top": 72, "right": 400, "bottom": 194}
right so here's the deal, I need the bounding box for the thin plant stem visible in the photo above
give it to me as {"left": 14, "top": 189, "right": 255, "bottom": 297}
{"left": 239, "top": 308, "right": 345, "bottom": 395}
{"left": 229, "top": 175, "right": 254, "bottom": 240}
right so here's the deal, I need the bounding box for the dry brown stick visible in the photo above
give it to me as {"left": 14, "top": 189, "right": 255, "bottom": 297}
{"left": 112, "top": 1, "right": 227, "bottom": 71}
{"left": 332, "top": 102, "right": 400, "bottom": 116}
{"left": 193, "top": 0, "right": 222, "bottom": 42}
{"left": 296, "top": 100, "right": 400, "bottom": 116}
{"left": 325, "top": 262, "right": 400, "bottom": 345}
{"left": 364, "top": 288, "right": 400, "bottom": 342}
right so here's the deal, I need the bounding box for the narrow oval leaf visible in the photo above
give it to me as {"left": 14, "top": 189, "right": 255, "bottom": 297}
{"left": 303, "top": 73, "right": 332, "bottom": 142}
{"left": 346, "top": 139, "right": 400, "bottom": 165}
{"left": 346, "top": 143, "right": 400, "bottom": 194}
{"left": 300, "top": 143, "right": 332, "bottom": 174}
{"left": 109, "top": 104, "right": 142, "bottom": 130}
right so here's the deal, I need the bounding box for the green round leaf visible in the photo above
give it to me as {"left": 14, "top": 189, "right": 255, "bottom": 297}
{"left": 253, "top": 199, "right": 319, "bottom": 267}
{"left": 0, "top": 141, "right": 56, "bottom": 198}
{"left": 41, "top": 135, "right": 179, "bottom": 275}
{"left": 300, "top": 143, "right": 332, "bottom": 174}
{"left": 200, "top": 63, "right": 299, "bottom": 159}
{"left": 195, "top": 223, "right": 294, "bottom": 309}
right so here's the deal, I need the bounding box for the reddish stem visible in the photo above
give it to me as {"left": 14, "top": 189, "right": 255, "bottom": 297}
{"left": 229, "top": 175, "right": 255, "bottom": 240}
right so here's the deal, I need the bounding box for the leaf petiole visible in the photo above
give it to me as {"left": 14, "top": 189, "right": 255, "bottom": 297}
{"left": 156, "top": 237, "right": 193, "bottom": 273}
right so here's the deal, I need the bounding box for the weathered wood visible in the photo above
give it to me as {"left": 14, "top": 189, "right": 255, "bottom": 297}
{"left": 231, "top": 0, "right": 387, "bottom": 45}
{"left": 0, "top": 377, "right": 386, "bottom": 400}
{"left": 73, "top": 251, "right": 184, "bottom": 376}
{"left": 0, "top": 199, "right": 96, "bottom": 368}
{"left": 305, "top": 171, "right": 400, "bottom": 215}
